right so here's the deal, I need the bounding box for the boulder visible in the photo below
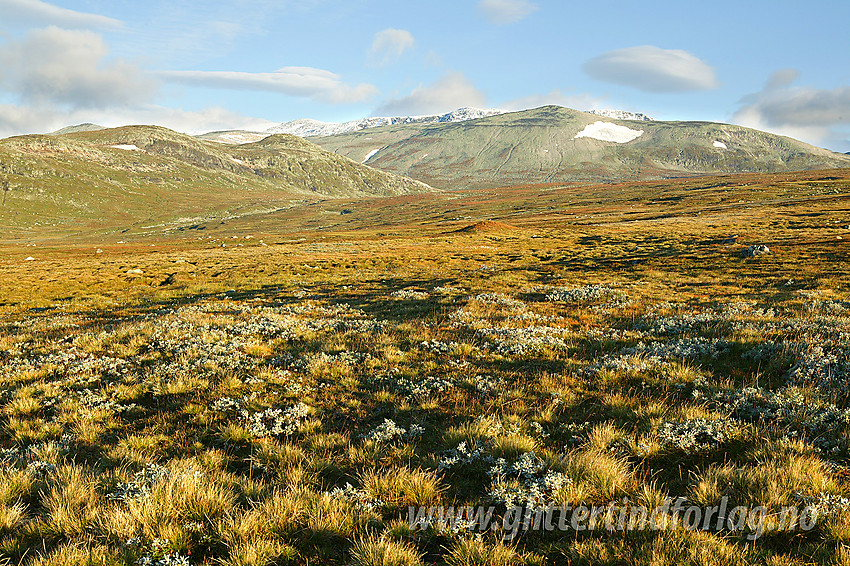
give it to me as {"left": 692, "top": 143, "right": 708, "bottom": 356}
{"left": 742, "top": 244, "right": 770, "bottom": 258}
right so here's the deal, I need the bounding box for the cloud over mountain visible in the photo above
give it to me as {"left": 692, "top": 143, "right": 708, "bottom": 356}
{"left": 734, "top": 69, "right": 850, "bottom": 151}
{"left": 374, "top": 72, "right": 487, "bottom": 116}
{"left": 0, "top": 26, "right": 155, "bottom": 108}
{"left": 583, "top": 45, "right": 719, "bottom": 92}
{"left": 159, "top": 67, "right": 377, "bottom": 104}
{"left": 369, "top": 28, "right": 415, "bottom": 67}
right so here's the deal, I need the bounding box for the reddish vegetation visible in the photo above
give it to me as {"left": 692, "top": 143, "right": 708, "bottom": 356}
{"left": 453, "top": 220, "right": 520, "bottom": 233}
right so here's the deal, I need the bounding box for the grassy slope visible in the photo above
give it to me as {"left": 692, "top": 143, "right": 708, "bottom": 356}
{"left": 313, "top": 106, "right": 850, "bottom": 188}
{"left": 0, "top": 126, "right": 432, "bottom": 240}
{"left": 48, "top": 123, "right": 106, "bottom": 135}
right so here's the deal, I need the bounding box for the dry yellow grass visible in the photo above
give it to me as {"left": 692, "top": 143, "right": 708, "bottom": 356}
{"left": 0, "top": 169, "right": 849, "bottom": 564}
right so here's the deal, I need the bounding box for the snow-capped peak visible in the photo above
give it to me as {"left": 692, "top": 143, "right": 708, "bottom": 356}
{"left": 266, "top": 107, "right": 504, "bottom": 138}
{"left": 587, "top": 109, "right": 655, "bottom": 122}
{"left": 437, "top": 107, "right": 503, "bottom": 123}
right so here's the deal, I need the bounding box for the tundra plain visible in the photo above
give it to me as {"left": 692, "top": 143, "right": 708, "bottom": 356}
{"left": 1, "top": 169, "right": 850, "bottom": 565}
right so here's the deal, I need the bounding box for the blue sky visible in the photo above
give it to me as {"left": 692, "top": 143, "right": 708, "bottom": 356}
{"left": 1, "top": 0, "right": 848, "bottom": 150}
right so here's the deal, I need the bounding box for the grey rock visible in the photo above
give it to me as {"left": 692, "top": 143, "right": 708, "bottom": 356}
{"left": 742, "top": 244, "right": 770, "bottom": 258}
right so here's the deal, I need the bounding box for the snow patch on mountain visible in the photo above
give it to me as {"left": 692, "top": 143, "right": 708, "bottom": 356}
{"left": 713, "top": 140, "right": 728, "bottom": 149}
{"left": 361, "top": 148, "right": 381, "bottom": 163}
{"left": 267, "top": 107, "right": 504, "bottom": 138}
{"left": 574, "top": 122, "right": 644, "bottom": 143}
{"left": 587, "top": 109, "right": 654, "bottom": 122}
{"left": 109, "top": 144, "right": 140, "bottom": 151}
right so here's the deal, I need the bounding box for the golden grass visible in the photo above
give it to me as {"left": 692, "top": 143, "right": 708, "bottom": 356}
{"left": 0, "top": 169, "right": 848, "bottom": 564}
{"left": 350, "top": 535, "right": 423, "bottom": 566}
{"left": 690, "top": 441, "right": 835, "bottom": 510}
{"left": 446, "top": 537, "right": 520, "bottom": 566}
{"left": 359, "top": 467, "right": 443, "bottom": 508}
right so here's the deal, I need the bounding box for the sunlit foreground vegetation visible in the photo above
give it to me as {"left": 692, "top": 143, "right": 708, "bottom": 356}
{"left": 1, "top": 170, "right": 850, "bottom": 564}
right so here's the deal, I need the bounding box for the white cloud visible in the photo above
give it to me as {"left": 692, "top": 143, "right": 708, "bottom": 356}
{"left": 0, "top": 102, "right": 276, "bottom": 138}
{"left": 478, "top": 0, "right": 538, "bottom": 24}
{"left": 0, "top": 26, "right": 156, "bottom": 109}
{"left": 374, "top": 72, "right": 487, "bottom": 116}
{"left": 0, "top": 0, "right": 121, "bottom": 28}
{"left": 766, "top": 68, "right": 799, "bottom": 90}
{"left": 583, "top": 45, "right": 719, "bottom": 93}
{"left": 500, "top": 89, "right": 605, "bottom": 112}
{"left": 159, "top": 67, "right": 377, "bottom": 104}
{"left": 733, "top": 70, "right": 850, "bottom": 151}
{"left": 369, "top": 28, "right": 415, "bottom": 67}
{"left": 103, "top": 105, "right": 278, "bottom": 135}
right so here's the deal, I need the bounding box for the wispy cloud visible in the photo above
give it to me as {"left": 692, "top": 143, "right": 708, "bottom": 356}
{"left": 0, "top": 26, "right": 156, "bottom": 109}
{"left": 734, "top": 69, "right": 850, "bottom": 151}
{"left": 0, "top": 0, "right": 121, "bottom": 29}
{"left": 159, "top": 67, "right": 377, "bottom": 104}
{"left": 477, "top": 0, "right": 538, "bottom": 24}
{"left": 369, "top": 28, "right": 415, "bottom": 67}
{"left": 374, "top": 72, "right": 487, "bottom": 116}
{"left": 583, "top": 46, "right": 718, "bottom": 92}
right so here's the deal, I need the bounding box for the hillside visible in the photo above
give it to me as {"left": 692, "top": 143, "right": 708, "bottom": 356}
{"left": 0, "top": 126, "right": 432, "bottom": 239}
{"left": 49, "top": 123, "right": 106, "bottom": 135}
{"left": 312, "top": 105, "right": 850, "bottom": 188}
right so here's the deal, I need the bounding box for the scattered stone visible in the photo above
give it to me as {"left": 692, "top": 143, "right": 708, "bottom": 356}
{"left": 742, "top": 244, "right": 770, "bottom": 258}
{"left": 96, "top": 249, "right": 103, "bottom": 254}
{"left": 24, "top": 256, "right": 35, "bottom": 261}
{"left": 126, "top": 268, "right": 143, "bottom": 274}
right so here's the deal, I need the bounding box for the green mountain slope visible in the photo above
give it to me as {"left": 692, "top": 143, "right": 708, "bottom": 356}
{"left": 312, "top": 106, "right": 850, "bottom": 188}
{"left": 49, "top": 123, "right": 106, "bottom": 135}
{"left": 0, "top": 126, "right": 432, "bottom": 238}
{"left": 196, "top": 130, "right": 269, "bottom": 144}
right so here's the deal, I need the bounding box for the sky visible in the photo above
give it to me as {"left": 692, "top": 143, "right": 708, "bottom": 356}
{"left": 0, "top": 0, "right": 848, "bottom": 151}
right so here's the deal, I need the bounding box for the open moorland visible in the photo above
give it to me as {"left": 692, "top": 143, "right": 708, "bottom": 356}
{"left": 1, "top": 169, "right": 850, "bottom": 565}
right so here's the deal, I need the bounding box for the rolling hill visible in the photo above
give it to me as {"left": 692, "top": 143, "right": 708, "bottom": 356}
{"left": 311, "top": 105, "right": 850, "bottom": 189}
{"left": 0, "top": 125, "right": 432, "bottom": 239}
{"left": 49, "top": 123, "right": 106, "bottom": 135}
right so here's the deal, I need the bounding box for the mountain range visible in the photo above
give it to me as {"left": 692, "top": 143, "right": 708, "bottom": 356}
{"left": 196, "top": 107, "right": 504, "bottom": 144}
{"left": 6, "top": 105, "right": 849, "bottom": 238}
{"left": 310, "top": 106, "right": 850, "bottom": 188}
{"left": 197, "top": 107, "right": 656, "bottom": 144}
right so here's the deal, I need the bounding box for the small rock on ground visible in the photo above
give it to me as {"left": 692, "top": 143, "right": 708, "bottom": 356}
{"left": 742, "top": 244, "right": 770, "bottom": 258}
